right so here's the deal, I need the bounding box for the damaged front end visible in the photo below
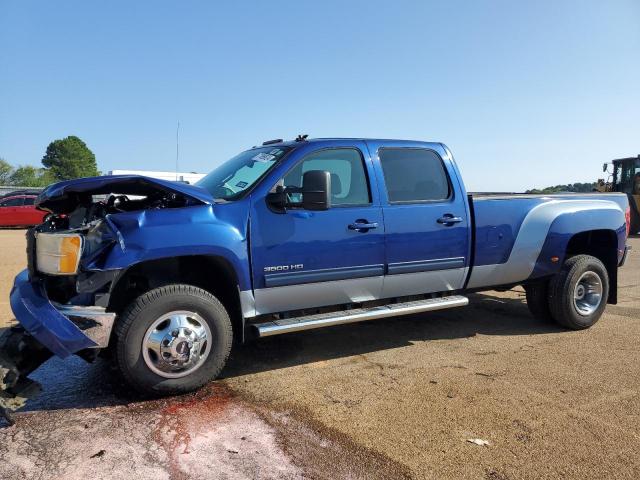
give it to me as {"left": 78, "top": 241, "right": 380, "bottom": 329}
{"left": 0, "top": 175, "right": 213, "bottom": 424}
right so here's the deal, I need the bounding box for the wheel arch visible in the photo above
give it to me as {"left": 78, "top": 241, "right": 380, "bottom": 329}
{"left": 107, "top": 255, "right": 245, "bottom": 339}
{"left": 565, "top": 229, "right": 618, "bottom": 304}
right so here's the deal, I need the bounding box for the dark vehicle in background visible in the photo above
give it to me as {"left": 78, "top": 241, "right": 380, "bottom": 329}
{"left": 596, "top": 155, "right": 640, "bottom": 233}
{"left": 0, "top": 194, "right": 47, "bottom": 227}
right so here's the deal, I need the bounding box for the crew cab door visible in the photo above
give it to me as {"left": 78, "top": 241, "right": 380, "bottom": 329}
{"left": 249, "top": 142, "right": 385, "bottom": 315}
{"left": 367, "top": 141, "right": 471, "bottom": 297}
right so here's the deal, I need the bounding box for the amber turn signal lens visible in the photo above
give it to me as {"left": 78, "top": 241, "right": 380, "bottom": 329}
{"left": 59, "top": 236, "right": 82, "bottom": 273}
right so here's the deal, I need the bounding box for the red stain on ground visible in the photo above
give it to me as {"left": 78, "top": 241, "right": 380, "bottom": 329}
{"left": 153, "top": 384, "right": 234, "bottom": 480}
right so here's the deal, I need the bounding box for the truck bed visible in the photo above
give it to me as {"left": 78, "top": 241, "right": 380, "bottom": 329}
{"left": 466, "top": 192, "right": 629, "bottom": 289}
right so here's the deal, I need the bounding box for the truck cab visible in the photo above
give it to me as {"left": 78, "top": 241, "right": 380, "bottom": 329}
{"left": 244, "top": 139, "right": 470, "bottom": 315}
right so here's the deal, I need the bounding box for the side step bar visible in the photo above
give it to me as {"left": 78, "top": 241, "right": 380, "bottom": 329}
{"left": 254, "top": 295, "right": 469, "bottom": 338}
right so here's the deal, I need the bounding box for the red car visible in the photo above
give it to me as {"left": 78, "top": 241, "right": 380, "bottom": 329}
{"left": 0, "top": 194, "right": 47, "bottom": 227}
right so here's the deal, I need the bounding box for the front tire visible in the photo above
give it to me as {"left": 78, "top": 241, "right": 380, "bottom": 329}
{"left": 115, "top": 284, "right": 233, "bottom": 396}
{"left": 548, "top": 255, "right": 609, "bottom": 330}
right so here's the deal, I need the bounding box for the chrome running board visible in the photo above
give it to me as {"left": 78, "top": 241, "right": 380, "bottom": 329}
{"left": 254, "top": 295, "right": 469, "bottom": 338}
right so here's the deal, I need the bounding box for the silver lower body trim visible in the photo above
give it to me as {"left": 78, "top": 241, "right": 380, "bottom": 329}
{"left": 252, "top": 276, "right": 383, "bottom": 316}
{"left": 381, "top": 267, "right": 465, "bottom": 298}
{"left": 254, "top": 295, "right": 469, "bottom": 337}
{"left": 56, "top": 305, "right": 116, "bottom": 348}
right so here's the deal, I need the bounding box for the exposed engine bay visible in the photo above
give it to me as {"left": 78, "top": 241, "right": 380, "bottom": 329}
{"left": 29, "top": 176, "right": 215, "bottom": 306}
{"left": 40, "top": 191, "right": 191, "bottom": 231}
{"left": 34, "top": 174, "right": 213, "bottom": 229}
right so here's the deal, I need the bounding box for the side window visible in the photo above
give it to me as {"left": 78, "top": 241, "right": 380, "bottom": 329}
{"left": 282, "top": 148, "right": 370, "bottom": 206}
{"left": 0, "top": 197, "right": 24, "bottom": 207}
{"left": 379, "top": 148, "right": 450, "bottom": 202}
{"left": 23, "top": 197, "right": 35, "bottom": 206}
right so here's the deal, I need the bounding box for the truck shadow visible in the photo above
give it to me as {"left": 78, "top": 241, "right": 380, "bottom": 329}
{"left": 16, "top": 290, "right": 567, "bottom": 415}
{"left": 222, "top": 291, "right": 563, "bottom": 378}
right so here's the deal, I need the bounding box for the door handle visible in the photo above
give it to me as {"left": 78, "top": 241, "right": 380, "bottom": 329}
{"left": 348, "top": 220, "right": 379, "bottom": 232}
{"left": 437, "top": 215, "right": 463, "bottom": 226}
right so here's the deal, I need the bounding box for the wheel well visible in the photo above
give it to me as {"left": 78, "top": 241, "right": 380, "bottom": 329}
{"left": 565, "top": 230, "right": 618, "bottom": 304}
{"left": 107, "top": 255, "right": 244, "bottom": 338}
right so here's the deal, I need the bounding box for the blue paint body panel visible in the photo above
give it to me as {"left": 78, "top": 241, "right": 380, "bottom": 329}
{"left": 472, "top": 194, "right": 628, "bottom": 277}
{"left": 98, "top": 202, "right": 253, "bottom": 291}
{"left": 249, "top": 139, "right": 386, "bottom": 292}
{"left": 9, "top": 138, "right": 631, "bottom": 358}
{"left": 387, "top": 257, "right": 466, "bottom": 275}
{"left": 472, "top": 197, "right": 546, "bottom": 266}
{"left": 264, "top": 264, "right": 385, "bottom": 288}
{"left": 365, "top": 140, "right": 471, "bottom": 292}
{"left": 530, "top": 206, "right": 628, "bottom": 279}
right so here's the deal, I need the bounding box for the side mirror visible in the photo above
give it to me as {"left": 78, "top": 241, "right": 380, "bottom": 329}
{"left": 301, "top": 170, "right": 331, "bottom": 211}
{"left": 603, "top": 163, "right": 608, "bottom": 173}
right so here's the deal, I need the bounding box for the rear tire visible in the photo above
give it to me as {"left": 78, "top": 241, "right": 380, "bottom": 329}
{"left": 548, "top": 255, "right": 609, "bottom": 330}
{"left": 525, "top": 282, "right": 552, "bottom": 321}
{"left": 115, "top": 284, "right": 233, "bottom": 396}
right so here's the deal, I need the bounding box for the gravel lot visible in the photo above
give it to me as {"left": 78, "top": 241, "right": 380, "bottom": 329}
{"left": 0, "top": 229, "right": 638, "bottom": 479}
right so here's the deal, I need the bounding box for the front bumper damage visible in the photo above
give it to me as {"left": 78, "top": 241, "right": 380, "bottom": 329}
{"left": 0, "top": 269, "right": 116, "bottom": 424}
{"left": 0, "top": 327, "right": 51, "bottom": 425}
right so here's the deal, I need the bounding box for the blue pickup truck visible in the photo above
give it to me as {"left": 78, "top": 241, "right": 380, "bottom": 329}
{"left": 0, "top": 137, "right": 631, "bottom": 413}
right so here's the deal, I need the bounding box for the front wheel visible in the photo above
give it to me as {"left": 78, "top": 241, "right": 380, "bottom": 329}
{"left": 115, "top": 284, "right": 233, "bottom": 396}
{"left": 548, "top": 255, "right": 609, "bottom": 330}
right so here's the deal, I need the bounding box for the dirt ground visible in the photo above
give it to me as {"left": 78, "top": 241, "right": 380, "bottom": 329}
{"left": 0, "top": 229, "right": 639, "bottom": 479}
{"left": 0, "top": 230, "right": 27, "bottom": 328}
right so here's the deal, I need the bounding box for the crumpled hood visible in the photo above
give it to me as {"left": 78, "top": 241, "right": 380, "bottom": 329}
{"left": 36, "top": 175, "right": 214, "bottom": 213}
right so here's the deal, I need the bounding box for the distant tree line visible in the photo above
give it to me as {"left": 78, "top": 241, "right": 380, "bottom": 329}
{"left": 525, "top": 182, "right": 597, "bottom": 194}
{"left": 0, "top": 136, "right": 99, "bottom": 187}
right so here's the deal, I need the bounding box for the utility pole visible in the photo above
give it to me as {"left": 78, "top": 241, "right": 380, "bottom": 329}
{"left": 175, "top": 121, "right": 180, "bottom": 181}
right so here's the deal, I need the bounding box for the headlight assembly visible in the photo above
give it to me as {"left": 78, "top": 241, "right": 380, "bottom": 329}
{"left": 35, "top": 233, "right": 84, "bottom": 275}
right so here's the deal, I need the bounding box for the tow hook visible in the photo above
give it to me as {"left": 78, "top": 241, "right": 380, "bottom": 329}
{"left": 0, "top": 327, "right": 52, "bottom": 426}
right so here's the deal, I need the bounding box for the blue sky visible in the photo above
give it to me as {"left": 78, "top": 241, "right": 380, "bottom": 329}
{"left": 1, "top": 0, "right": 638, "bottom": 192}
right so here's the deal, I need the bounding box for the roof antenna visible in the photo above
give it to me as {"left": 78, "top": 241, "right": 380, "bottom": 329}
{"left": 175, "top": 121, "right": 180, "bottom": 181}
{"left": 295, "top": 134, "right": 308, "bottom": 142}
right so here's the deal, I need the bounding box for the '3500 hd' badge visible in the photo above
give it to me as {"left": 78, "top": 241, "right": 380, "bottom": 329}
{"left": 264, "top": 264, "right": 304, "bottom": 272}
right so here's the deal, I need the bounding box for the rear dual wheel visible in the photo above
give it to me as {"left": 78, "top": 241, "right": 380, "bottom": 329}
{"left": 525, "top": 255, "right": 608, "bottom": 330}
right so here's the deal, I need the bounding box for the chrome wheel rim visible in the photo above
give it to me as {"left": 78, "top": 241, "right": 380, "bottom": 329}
{"left": 573, "top": 271, "right": 603, "bottom": 316}
{"left": 142, "top": 310, "right": 211, "bottom": 379}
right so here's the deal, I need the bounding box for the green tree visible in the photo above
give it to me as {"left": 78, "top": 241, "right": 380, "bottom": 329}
{"left": 0, "top": 158, "right": 13, "bottom": 185}
{"left": 525, "top": 182, "right": 597, "bottom": 194}
{"left": 41, "top": 136, "right": 99, "bottom": 180}
{"left": 9, "top": 165, "right": 56, "bottom": 187}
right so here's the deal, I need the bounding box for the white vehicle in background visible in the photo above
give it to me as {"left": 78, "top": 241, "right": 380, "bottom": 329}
{"left": 108, "top": 170, "right": 205, "bottom": 184}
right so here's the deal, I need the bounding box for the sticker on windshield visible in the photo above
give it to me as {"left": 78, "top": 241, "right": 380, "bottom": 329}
{"left": 235, "top": 181, "right": 248, "bottom": 188}
{"left": 269, "top": 149, "right": 282, "bottom": 155}
{"left": 252, "top": 153, "right": 276, "bottom": 162}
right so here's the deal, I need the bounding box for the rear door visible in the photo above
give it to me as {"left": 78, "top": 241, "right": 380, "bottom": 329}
{"left": 367, "top": 141, "right": 470, "bottom": 297}
{"left": 249, "top": 142, "right": 385, "bottom": 315}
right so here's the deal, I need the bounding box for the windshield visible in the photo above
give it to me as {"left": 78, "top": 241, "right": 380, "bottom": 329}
{"left": 196, "top": 146, "right": 290, "bottom": 200}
